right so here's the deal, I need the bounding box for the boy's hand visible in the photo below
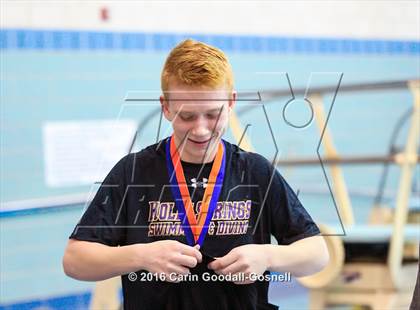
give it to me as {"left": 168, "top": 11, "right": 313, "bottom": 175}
{"left": 207, "top": 244, "right": 269, "bottom": 284}
{"left": 140, "top": 240, "right": 202, "bottom": 282}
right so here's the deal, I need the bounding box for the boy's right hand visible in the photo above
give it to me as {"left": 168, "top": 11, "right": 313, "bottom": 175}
{"left": 137, "top": 240, "right": 202, "bottom": 282}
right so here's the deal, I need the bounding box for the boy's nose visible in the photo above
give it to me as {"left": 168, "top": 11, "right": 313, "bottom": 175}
{"left": 191, "top": 118, "right": 210, "bottom": 136}
{"left": 191, "top": 125, "right": 209, "bottom": 137}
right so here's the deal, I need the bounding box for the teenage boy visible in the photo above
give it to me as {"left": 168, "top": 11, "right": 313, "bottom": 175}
{"left": 63, "top": 39, "right": 329, "bottom": 310}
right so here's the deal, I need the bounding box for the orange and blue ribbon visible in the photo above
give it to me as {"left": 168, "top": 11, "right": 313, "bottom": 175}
{"left": 165, "top": 135, "right": 226, "bottom": 246}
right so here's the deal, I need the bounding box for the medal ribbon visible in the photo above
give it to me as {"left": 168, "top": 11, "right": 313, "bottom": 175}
{"left": 165, "top": 135, "right": 226, "bottom": 246}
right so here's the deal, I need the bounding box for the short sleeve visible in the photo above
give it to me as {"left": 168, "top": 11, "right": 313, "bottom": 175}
{"left": 69, "top": 156, "right": 128, "bottom": 246}
{"left": 264, "top": 162, "right": 320, "bottom": 245}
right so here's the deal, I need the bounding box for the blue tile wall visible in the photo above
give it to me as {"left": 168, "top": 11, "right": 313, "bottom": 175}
{"left": 1, "top": 29, "right": 418, "bottom": 55}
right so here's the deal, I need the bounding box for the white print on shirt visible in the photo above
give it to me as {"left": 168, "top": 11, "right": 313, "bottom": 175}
{"left": 147, "top": 200, "right": 252, "bottom": 237}
{"left": 190, "top": 177, "right": 208, "bottom": 188}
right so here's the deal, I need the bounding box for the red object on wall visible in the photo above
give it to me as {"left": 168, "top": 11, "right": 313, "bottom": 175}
{"left": 100, "top": 7, "right": 109, "bottom": 22}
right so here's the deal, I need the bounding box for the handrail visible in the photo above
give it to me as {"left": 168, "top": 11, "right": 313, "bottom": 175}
{"left": 241, "top": 78, "right": 417, "bottom": 101}
{"left": 276, "top": 154, "right": 420, "bottom": 166}
{"left": 131, "top": 79, "right": 419, "bottom": 130}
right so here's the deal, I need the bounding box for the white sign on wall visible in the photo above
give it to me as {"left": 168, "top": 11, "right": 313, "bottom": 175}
{"left": 43, "top": 119, "right": 137, "bottom": 187}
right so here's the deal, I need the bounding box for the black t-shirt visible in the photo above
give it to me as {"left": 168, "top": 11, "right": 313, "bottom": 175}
{"left": 70, "top": 138, "right": 320, "bottom": 310}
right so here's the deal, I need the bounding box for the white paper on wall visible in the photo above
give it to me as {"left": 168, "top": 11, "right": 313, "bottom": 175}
{"left": 43, "top": 119, "right": 137, "bottom": 187}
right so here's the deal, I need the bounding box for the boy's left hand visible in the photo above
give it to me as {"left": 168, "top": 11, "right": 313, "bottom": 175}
{"left": 207, "top": 244, "right": 269, "bottom": 284}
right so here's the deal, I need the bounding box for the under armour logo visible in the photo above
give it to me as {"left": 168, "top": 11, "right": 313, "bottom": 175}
{"left": 191, "top": 178, "right": 208, "bottom": 188}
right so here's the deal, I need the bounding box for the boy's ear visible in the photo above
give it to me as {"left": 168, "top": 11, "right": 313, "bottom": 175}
{"left": 228, "top": 90, "right": 237, "bottom": 111}
{"left": 160, "top": 95, "right": 172, "bottom": 121}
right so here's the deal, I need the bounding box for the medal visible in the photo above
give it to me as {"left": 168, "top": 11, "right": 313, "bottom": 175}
{"left": 165, "top": 135, "right": 226, "bottom": 246}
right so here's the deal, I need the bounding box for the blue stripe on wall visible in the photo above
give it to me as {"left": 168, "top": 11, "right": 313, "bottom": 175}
{"left": 0, "top": 292, "right": 91, "bottom": 310}
{"left": 0, "top": 203, "right": 84, "bottom": 218}
{"left": 1, "top": 29, "right": 419, "bottom": 55}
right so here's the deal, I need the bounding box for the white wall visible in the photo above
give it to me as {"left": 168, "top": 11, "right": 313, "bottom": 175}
{"left": 1, "top": 1, "right": 419, "bottom": 40}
